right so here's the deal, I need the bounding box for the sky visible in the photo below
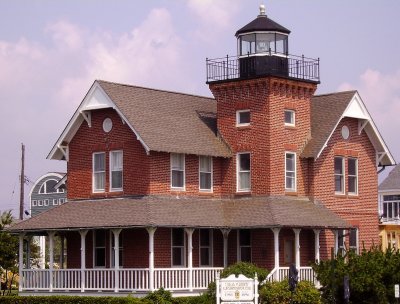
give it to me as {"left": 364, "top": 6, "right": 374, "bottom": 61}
{"left": 1, "top": 0, "right": 400, "bottom": 214}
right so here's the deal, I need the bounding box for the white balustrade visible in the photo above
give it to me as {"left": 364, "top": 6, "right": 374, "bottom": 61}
{"left": 192, "top": 267, "right": 223, "bottom": 289}
{"left": 53, "top": 269, "right": 81, "bottom": 290}
{"left": 22, "top": 269, "right": 49, "bottom": 290}
{"left": 154, "top": 268, "right": 189, "bottom": 290}
{"left": 85, "top": 269, "right": 115, "bottom": 290}
{"left": 119, "top": 269, "right": 149, "bottom": 291}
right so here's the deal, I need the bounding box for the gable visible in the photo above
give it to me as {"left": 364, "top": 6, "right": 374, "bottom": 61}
{"left": 29, "top": 172, "right": 64, "bottom": 198}
{"left": 302, "top": 91, "right": 395, "bottom": 166}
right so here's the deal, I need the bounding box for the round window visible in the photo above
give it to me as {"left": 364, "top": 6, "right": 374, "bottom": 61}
{"left": 341, "top": 125, "right": 350, "bottom": 140}
{"left": 103, "top": 118, "right": 113, "bottom": 133}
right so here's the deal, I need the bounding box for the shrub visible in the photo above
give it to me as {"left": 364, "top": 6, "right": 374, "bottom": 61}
{"left": 220, "top": 262, "right": 269, "bottom": 283}
{"left": 259, "top": 280, "right": 321, "bottom": 304}
{"left": 145, "top": 288, "right": 173, "bottom": 304}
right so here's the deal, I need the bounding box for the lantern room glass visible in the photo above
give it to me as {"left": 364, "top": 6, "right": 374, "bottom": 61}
{"left": 238, "top": 33, "right": 288, "bottom": 56}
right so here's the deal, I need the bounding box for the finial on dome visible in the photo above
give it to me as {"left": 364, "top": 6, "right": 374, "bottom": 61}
{"left": 259, "top": 4, "right": 266, "bottom": 17}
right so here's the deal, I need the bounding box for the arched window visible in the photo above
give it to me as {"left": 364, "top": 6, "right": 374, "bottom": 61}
{"left": 38, "top": 179, "right": 63, "bottom": 194}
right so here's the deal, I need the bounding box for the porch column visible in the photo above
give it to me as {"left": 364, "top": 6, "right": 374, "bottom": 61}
{"left": 293, "top": 229, "right": 301, "bottom": 269}
{"left": 147, "top": 227, "right": 157, "bottom": 291}
{"left": 185, "top": 228, "right": 195, "bottom": 292}
{"left": 48, "top": 231, "right": 56, "bottom": 292}
{"left": 313, "top": 229, "right": 321, "bottom": 263}
{"left": 18, "top": 233, "right": 25, "bottom": 292}
{"left": 79, "top": 229, "right": 88, "bottom": 293}
{"left": 39, "top": 235, "right": 46, "bottom": 269}
{"left": 271, "top": 228, "right": 280, "bottom": 281}
{"left": 221, "top": 229, "right": 230, "bottom": 268}
{"left": 112, "top": 229, "right": 122, "bottom": 292}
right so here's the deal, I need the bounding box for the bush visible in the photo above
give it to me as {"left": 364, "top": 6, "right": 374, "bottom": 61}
{"left": 220, "top": 262, "right": 269, "bottom": 283}
{"left": 145, "top": 288, "right": 173, "bottom": 304}
{"left": 313, "top": 246, "right": 400, "bottom": 304}
{"left": 259, "top": 280, "right": 321, "bottom": 304}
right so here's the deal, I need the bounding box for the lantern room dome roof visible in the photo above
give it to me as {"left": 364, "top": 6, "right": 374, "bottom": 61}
{"left": 235, "top": 6, "right": 291, "bottom": 36}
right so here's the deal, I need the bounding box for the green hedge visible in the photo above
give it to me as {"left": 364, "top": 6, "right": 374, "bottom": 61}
{"left": 0, "top": 296, "right": 146, "bottom": 304}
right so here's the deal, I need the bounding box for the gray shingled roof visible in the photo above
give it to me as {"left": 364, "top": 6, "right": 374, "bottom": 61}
{"left": 9, "top": 196, "right": 350, "bottom": 232}
{"left": 235, "top": 15, "right": 290, "bottom": 36}
{"left": 301, "top": 91, "right": 357, "bottom": 158}
{"left": 379, "top": 164, "right": 400, "bottom": 191}
{"left": 98, "top": 81, "right": 231, "bottom": 157}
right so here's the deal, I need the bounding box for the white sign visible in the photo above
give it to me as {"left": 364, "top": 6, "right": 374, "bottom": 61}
{"left": 395, "top": 284, "right": 399, "bottom": 298}
{"left": 216, "top": 274, "right": 259, "bottom": 304}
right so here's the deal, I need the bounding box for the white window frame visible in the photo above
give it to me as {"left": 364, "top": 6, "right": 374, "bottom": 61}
{"left": 199, "top": 156, "right": 213, "bottom": 192}
{"left": 38, "top": 200, "right": 43, "bottom": 207}
{"left": 52, "top": 199, "right": 58, "bottom": 206}
{"left": 236, "top": 110, "right": 250, "bottom": 127}
{"left": 348, "top": 158, "right": 358, "bottom": 195}
{"left": 171, "top": 153, "right": 185, "bottom": 190}
{"left": 285, "top": 152, "right": 296, "bottom": 191}
{"left": 110, "top": 150, "right": 123, "bottom": 192}
{"left": 284, "top": 109, "right": 295, "bottom": 126}
{"left": 44, "top": 199, "right": 49, "bottom": 206}
{"left": 93, "top": 152, "right": 106, "bottom": 193}
{"left": 349, "top": 229, "right": 359, "bottom": 253}
{"left": 32, "top": 200, "right": 37, "bottom": 207}
{"left": 237, "top": 152, "right": 251, "bottom": 192}
{"left": 199, "top": 229, "right": 213, "bottom": 266}
{"left": 237, "top": 229, "right": 251, "bottom": 262}
{"left": 334, "top": 156, "right": 345, "bottom": 194}
{"left": 171, "top": 228, "right": 186, "bottom": 267}
{"left": 110, "top": 231, "right": 123, "bottom": 268}
{"left": 93, "top": 230, "right": 106, "bottom": 268}
{"left": 59, "top": 198, "right": 65, "bottom": 204}
{"left": 39, "top": 179, "right": 60, "bottom": 194}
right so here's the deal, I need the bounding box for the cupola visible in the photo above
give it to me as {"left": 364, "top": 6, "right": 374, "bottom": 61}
{"left": 236, "top": 5, "right": 291, "bottom": 78}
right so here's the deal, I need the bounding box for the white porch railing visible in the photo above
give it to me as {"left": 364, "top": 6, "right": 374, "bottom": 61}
{"left": 265, "top": 266, "right": 318, "bottom": 286}
{"left": 21, "top": 267, "right": 223, "bottom": 292}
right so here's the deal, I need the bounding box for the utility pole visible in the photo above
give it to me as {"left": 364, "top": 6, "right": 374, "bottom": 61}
{"left": 19, "top": 143, "right": 25, "bottom": 220}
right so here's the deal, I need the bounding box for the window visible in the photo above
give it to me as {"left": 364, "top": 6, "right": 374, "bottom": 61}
{"left": 110, "top": 151, "right": 123, "bottom": 191}
{"left": 44, "top": 199, "right": 49, "bottom": 206}
{"left": 334, "top": 157, "right": 344, "bottom": 194}
{"left": 111, "top": 232, "right": 123, "bottom": 267}
{"left": 337, "top": 230, "right": 345, "bottom": 256}
{"left": 199, "top": 156, "right": 212, "bottom": 191}
{"left": 171, "top": 228, "right": 185, "bottom": 266}
{"left": 238, "top": 230, "right": 251, "bottom": 262}
{"left": 59, "top": 198, "right": 65, "bottom": 204}
{"left": 171, "top": 153, "right": 185, "bottom": 189}
{"left": 236, "top": 110, "right": 250, "bottom": 126}
{"left": 38, "top": 200, "right": 43, "bottom": 207}
{"left": 199, "top": 229, "right": 212, "bottom": 266}
{"left": 285, "top": 152, "right": 296, "bottom": 191}
{"left": 349, "top": 229, "right": 358, "bottom": 252}
{"left": 32, "top": 200, "right": 37, "bottom": 207}
{"left": 237, "top": 153, "right": 251, "bottom": 192}
{"left": 337, "top": 229, "right": 358, "bottom": 255}
{"left": 52, "top": 199, "right": 58, "bottom": 206}
{"left": 284, "top": 110, "right": 295, "bottom": 126}
{"left": 39, "top": 179, "right": 61, "bottom": 194}
{"left": 93, "top": 152, "right": 106, "bottom": 192}
{"left": 348, "top": 158, "right": 358, "bottom": 195}
{"left": 94, "top": 230, "right": 106, "bottom": 267}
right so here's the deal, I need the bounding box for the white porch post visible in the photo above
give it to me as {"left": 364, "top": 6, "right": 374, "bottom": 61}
{"left": 39, "top": 235, "right": 46, "bottom": 269}
{"left": 293, "top": 229, "right": 301, "bottom": 269}
{"left": 185, "top": 228, "right": 195, "bottom": 292}
{"left": 48, "top": 231, "right": 55, "bottom": 292}
{"left": 313, "top": 229, "right": 321, "bottom": 263}
{"left": 79, "top": 229, "right": 88, "bottom": 293}
{"left": 221, "top": 229, "right": 230, "bottom": 268}
{"left": 18, "top": 233, "right": 25, "bottom": 292}
{"left": 147, "top": 227, "right": 157, "bottom": 291}
{"left": 271, "top": 228, "right": 280, "bottom": 281}
{"left": 112, "top": 229, "right": 122, "bottom": 292}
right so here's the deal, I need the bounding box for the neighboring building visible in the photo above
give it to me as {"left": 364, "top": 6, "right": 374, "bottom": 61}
{"left": 29, "top": 173, "right": 67, "bottom": 269}
{"left": 29, "top": 173, "right": 67, "bottom": 217}
{"left": 11, "top": 6, "right": 395, "bottom": 296}
{"left": 378, "top": 164, "right": 400, "bottom": 250}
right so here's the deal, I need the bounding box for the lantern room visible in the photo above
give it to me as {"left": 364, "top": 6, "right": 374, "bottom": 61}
{"left": 235, "top": 5, "right": 291, "bottom": 78}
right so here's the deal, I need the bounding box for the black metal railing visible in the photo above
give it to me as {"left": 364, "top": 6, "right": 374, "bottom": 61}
{"left": 206, "top": 52, "right": 320, "bottom": 83}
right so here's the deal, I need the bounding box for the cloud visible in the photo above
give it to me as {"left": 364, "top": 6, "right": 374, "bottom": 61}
{"left": 338, "top": 68, "right": 400, "bottom": 165}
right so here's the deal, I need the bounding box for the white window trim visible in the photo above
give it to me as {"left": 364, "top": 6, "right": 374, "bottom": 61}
{"left": 32, "top": 200, "right": 37, "bottom": 207}
{"left": 170, "top": 153, "right": 185, "bottom": 191}
{"left": 334, "top": 156, "right": 345, "bottom": 195}
{"left": 93, "top": 152, "right": 106, "bottom": 193}
{"left": 199, "top": 156, "right": 213, "bottom": 192}
{"left": 171, "top": 228, "right": 186, "bottom": 267}
{"left": 236, "top": 152, "right": 251, "bottom": 192}
{"left": 284, "top": 109, "right": 295, "bottom": 127}
{"left": 237, "top": 229, "right": 252, "bottom": 262}
{"left": 199, "top": 229, "right": 213, "bottom": 267}
{"left": 348, "top": 158, "right": 358, "bottom": 196}
{"left": 349, "top": 229, "right": 359, "bottom": 254}
{"left": 109, "top": 150, "right": 123, "bottom": 192}
{"left": 236, "top": 110, "right": 250, "bottom": 127}
{"left": 39, "top": 179, "right": 61, "bottom": 195}
{"left": 93, "top": 230, "right": 106, "bottom": 268}
{"left": 285, "top": 152, "right": 297, "bottom": 192}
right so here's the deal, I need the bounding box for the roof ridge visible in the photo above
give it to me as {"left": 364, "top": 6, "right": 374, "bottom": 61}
{"left": 314, "top": 90, "right": 357, "bottom": 98}
{"left": 97, "top": 79, "right": 215, "bottom": 101}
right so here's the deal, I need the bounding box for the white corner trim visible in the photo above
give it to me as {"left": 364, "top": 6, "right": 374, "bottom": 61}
{"left": 47, "top": 81, "right": 150, "bottom": 160}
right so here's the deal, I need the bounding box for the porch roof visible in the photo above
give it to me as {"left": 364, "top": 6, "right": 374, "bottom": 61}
{"left": 9, "top": 196, "right": 351, "bottom": 233}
